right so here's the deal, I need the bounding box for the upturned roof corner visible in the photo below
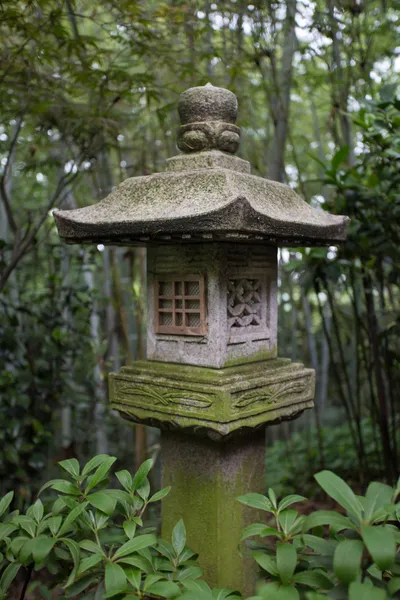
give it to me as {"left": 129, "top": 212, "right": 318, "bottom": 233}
{"left": 54, "top": 83, "right": 349, "bottom": 246}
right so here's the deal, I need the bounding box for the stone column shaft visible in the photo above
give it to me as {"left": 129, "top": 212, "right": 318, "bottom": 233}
{"left": 161, "top": 431, "right": 266, "bottom": 596}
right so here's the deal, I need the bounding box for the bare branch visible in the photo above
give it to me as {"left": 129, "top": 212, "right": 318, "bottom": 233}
{"left": 0, "top": 115, "right": 23, "bottom": 236}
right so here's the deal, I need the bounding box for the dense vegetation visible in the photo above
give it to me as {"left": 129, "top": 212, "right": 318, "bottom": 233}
{"left": 1, "top": 455, "right": 399, "bottom": 599}
{"left": 0, "top": 0, "right": 399, "bottom": 563}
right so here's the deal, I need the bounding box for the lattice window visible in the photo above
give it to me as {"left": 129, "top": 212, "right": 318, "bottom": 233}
{"left": 155, "top": 275, "right": 207, "bottom": 335}
{"left": 227, "top": 278, "right": 262, "bottom": 329}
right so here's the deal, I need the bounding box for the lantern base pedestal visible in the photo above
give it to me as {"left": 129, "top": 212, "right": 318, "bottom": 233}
{"left": 110, "top": 358, "right": 315, "bottom": 439}
{"left": 161, "top": 429, "right": 266, "bottom": 596}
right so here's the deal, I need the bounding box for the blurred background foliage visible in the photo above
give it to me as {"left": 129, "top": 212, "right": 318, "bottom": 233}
{"left": 0, "top": 0, "right": 399, "bottom": 505}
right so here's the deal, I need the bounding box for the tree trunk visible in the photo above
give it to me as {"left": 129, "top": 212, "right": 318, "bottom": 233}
{"left": 267, "top": 0, "right": 297, "bottom": 182}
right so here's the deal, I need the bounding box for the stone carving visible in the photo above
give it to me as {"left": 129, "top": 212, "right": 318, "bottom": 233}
{"left": 118, "top": 383, "right": 213, "bottom": 409}
{"left": 110, "top": 359, "right": 315, "bottom": 438}
{"left": 233, "top": 377, "right": 310, "bottom": 409}
{"left": 177, "top": 83, "right": 240, "bottom": 154}
{"left": 227, "top": 278, "right": 262, "bottom": 329}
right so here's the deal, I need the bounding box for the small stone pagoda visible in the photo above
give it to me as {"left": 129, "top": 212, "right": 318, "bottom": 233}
{"left": 55, "top": 84, "right": 348, "bottom": 594}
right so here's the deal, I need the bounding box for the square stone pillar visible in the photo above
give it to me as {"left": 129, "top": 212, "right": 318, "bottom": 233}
{"left": 161, "top": 431, "right": 266, "bottom": 597}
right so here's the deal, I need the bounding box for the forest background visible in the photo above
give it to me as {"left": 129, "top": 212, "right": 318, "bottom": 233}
{"left": 0, "top": 0, "right": 399, "bottom": 509}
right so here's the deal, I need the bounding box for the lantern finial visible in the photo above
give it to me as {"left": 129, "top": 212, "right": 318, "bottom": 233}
{"left": 177, "top": 83, "right": 240, "bottom": 154}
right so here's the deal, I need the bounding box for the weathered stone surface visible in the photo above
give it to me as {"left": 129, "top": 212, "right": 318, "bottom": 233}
{"left": 178, "top": 83, "right": 238, "bottom": 125}
{"left": 147, "top": 243, "right": 277, "bottom": 368}
{"left": 54, "top": 82, "right": 349, "bottom": 246}
{"left": 109, "top": 358, "right": 315, "bottom": 439}
{"left": 54, "top": 158, "right": 349, "bottom": 245}
{"left": 161, "top": 430, "right": 265, "bottom": 596}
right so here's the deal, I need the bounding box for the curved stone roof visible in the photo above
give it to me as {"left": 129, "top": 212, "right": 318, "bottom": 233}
{"left": 54, "top": 84, "right": 349, "bottom": 247}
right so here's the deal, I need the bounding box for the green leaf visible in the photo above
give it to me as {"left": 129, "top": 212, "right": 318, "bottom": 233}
{"left": 304, "top": 510, "right": 354, "bottom": 532}
{"left": 293, "top": 569, "right": 333, "bottom": 589}
{"left": 156, "top": 539, "right": 175, "bottom": 561}
{"left": 237, "top": 493, "right": 272, "bottom": 511}
{"left": 268, "top": 489, "right": 278, "bottom": 509}
{"left": 172, "top": 519, "right": 186, "bottom": 556}
{"left": 278, "top": 495, "right": 306, "bottom": 513}
{"left": 277, "top": 543, "right": 297, "bottom": 585}
{"left": 333, "top": 539, "right": 363, "bottom": 584}
{"left": 0, "top": 492, "right": 14, "bottom": 519}
{"left": 59, "top": 459, "right": 80, "bottom": 479}
{"left": 85, "top": 456, "right": 117, "bottom": 493}
{"left": 117, "top": 554, "right": 153, "bottom": 572}
{"left": 388, "top": 577, "right": 400, "bottom": 596}
{"left": 51, "top": 481, "right": 81, "bottom": 496}
{"left": 123, "top": 520, "right": 137, "bottom": 540}
{"left": 278, "top": 510, "right": 299, "bottom": 535}
{"left": 147, "top": 581, "right": 181, "bottom": 598}
{"left": 14, "top": 516, "right": 36, "bottom": 537}
{"left": 252, "top": 551, "right": 278, "bottom": 576}
{"left": 105, "top": 562, "right": 127, "bottom": 597}
{"left": 87, "top": 492, "right": 116, "bottom": 516}
{"left": 314, "top": 471, "right": 363, "bottom": 519}
{"left": 256, "top": 583, "right": 299, "bottom": 599}
{"left": 113, "top": 533, "right": 157, "bottom": 559}
{"left": 77, "top": 553, "right": 103, "bottom": 575}
{"left": 349, "top": 582, "right": 387, "bottom": 600}
{"left": 143, "top": 573, "right": 164, "bottom": 590}
{"left": 364, "top": 482, "right": 394, "bottom": 523}
{"left": 0, "top": 523, "right": 18, "bottom": 541}
{"left": 52, "top": 497, "right": 66, "bottom": 515}
{"left": 132, "top": 459, "right": 153, "bottom": 491}
{"left": 137, "top": 477, "right": 150, "bottom": 501}
{"left": 62, "top": 538, "right": 81, "bottom": 586}
{"left": 57, "top": 502, "right": 88, "bottom": 537}
{"left": 80, "top": 540, "right": 103, "bottom": 554}
{"left": 332, "top": 146, "right": 349, "bottom": 171}
{"left": 82, "top": 454, "right": 113, "bottom": 478}
{"left": 176, "top": 566, "right": 203, "bottom": 580}
{"left": 47, "top": 516, "right": 62, "bottom": 537}
{"left": 0, "top": 562, "right": 21, "bottom": 592}
{"left": 241, "top": 523, "right": 281, "bottom": 540}
{"left": 32, "top": 536, "right": 56, "bottom": 563}
{"left": 302, "top": 534, "right": 336, "bottom": 556}
{"left": 65, "top": 575, "right": 98, "bottom": 597}
{"left": 182, "top": 579, "right": 212, "bottom": 594}
{"left": 125, "top": 567, "right": 141, "bottom": 590}
{"left": 149, "top": 486, "right": 171, "bottom": 503}
{"left": 9, "top": 536, "right": 29, "bottom": 556}
{"left": 361, "top": 525, "right": 395, "bottom": 571}
{"left": 19, "top": 538, "right": 35, "bottom": 563}
{"left": 116, "top": 470, "right": 133, "bottom": 492}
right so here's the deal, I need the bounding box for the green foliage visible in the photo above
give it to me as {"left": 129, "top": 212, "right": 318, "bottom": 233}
{"left": 0, "top": 454, "right": 208, "bottom": 599}
{"left": 0, "top": 240, "right": 95, "bottom": 505}
{"left": 265, "top": 418, "right": 393, "bottom": 497}
{"left": 239, "top": 471, "right": 400, "bottom": 599}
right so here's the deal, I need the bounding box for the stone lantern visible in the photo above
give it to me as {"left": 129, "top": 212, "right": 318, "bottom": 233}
{"left": 55, "top": 84, "right": 348, "bottom": 594}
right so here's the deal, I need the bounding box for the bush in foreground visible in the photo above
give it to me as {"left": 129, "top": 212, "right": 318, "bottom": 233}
{"left": 0, "top": 455, "right": 398, "bottom": 599}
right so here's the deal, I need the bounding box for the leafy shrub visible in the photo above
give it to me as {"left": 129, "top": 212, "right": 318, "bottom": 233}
{"left": 0, "top": 454, "right": 215, "bottom": 599}
{"left": 239, "top": 471, "right": 400, "bottom": 599}
{"left": 1, "top": 455, "right": 399, "bottom": 599}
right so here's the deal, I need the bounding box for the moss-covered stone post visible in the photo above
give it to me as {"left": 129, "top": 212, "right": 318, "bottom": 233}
{"left": 54, "top": 84, "right": 348, "bottom": 595}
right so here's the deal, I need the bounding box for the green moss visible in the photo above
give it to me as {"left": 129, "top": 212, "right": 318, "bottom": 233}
{"left": 222, "top": 346, "right": 278, "bottom": 368}
{"left": 161, "top": 432, "right": 265, "bottom": 596}
{"left": 110, "top": 357, "right": 315, "bottom": 436}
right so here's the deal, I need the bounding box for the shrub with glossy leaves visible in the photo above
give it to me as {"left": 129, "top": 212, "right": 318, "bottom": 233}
{"left": 238, "top": 471, "right": 400, "bottom": 599}
{"left": 0, "top": 454, "right": 214, "bottom": 599}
